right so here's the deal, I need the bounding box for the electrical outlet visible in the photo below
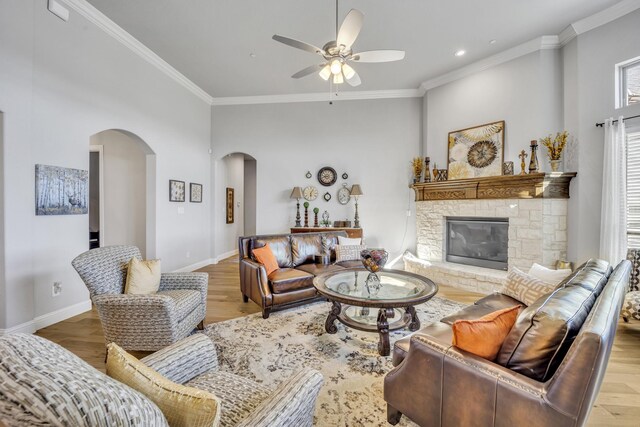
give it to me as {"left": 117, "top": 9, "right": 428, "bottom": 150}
{"left": 406, "top": 210, "right": 412, "bottom": 217}
{"left": 186, "top": 251, "right": 191, "bottom": 258}
{"left": 52, "top": 281, "right": 62, "bottom": 297}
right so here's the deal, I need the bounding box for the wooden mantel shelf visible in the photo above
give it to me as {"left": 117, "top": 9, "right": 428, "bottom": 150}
{"left": 410, "top": 172, "right": 577, "bottom": 201}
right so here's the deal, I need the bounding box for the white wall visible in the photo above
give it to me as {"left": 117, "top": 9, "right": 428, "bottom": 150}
{"left": 214, "top": 154, "right": 245, "bottom": 257}
{"left": 211, "top": 98, "right": 422, "bottom": 264}
{"left": 244, "top": 157, "right": 257, "bottom": 236}
{"left": 0, "top": 1, "right": 211, "bottom": 331}
{"left": 90, "top": 130, "right": 148, "bottom": 256}
{"left": 424, "top": 49, "right": 563, "bottom": 170}
{"left": 565, "top": 9, "right": 640, "bottom": 264}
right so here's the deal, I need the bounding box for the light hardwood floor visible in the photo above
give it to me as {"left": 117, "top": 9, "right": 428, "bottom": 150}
{"left": 36, "top": 257, "right": 640, "bottom": 426}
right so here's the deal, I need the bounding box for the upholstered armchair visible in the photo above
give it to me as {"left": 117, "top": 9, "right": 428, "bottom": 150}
{"left": 622, "top": 248, "right": 640, "bottom": 322}
{"left": 0, "top": 333, "right": 323, "bottom": 427}
{"left": 72, "top": 245, "right": 208, "bottom": 351}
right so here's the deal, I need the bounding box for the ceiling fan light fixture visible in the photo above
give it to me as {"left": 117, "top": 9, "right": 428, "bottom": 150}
{"left": 342, "top": 63, "right": 356, "bottom": 80}
{"left": 333, "top": 72, "right": 344, "bottom": 84}
{"left": 319, "top": 64, "right": 332, "bottom": 80}
{"left": 330, "top": 59, "right": 343, "bottom": 75}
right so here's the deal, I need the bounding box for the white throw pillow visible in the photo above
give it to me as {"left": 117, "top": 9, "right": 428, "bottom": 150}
{"left": 338, "top": 236, "right": 362, "bottom": 245}
{"left": 528, "top": 263, "right": 572, "bottom": 285}
{"left": 335, "top": 245, "right": 366, "bottom": 262}
{"left": 502, "top": 267, "right": 555, "bottom": 306}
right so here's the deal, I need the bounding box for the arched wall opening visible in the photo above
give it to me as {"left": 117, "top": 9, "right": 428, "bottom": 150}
{"left": 89, "top": 129, "right": 157, "bottom": 258}
{"left": 214, "top": 152, "right": 257, "bottom": 259}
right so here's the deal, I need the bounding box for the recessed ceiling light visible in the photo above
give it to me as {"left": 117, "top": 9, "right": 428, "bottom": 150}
{"left": 249, "top": 53, "right": 256, "bottom": 58}
{"left": 489, "top": 39, "right": 497, "bottom": 45}
{"left": 454, "top": 50, "right": 466, "bottom": 57}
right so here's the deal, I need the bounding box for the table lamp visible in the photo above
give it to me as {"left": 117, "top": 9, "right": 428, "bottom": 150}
{"left": 350, "top": 184, "right": 363, "bottom": 228}
{"left": 290, "top": 186, "right": 303, "bottom": 227}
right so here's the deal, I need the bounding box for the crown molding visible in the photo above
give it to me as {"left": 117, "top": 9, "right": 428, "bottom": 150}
{"left": 558, "top": 25, "right": 579, "bottom": 46}
{"left": 571, "top": 0, "right": 640, "bottom": 35}
{"left": 210, "top": 89, "right": 424, "bottom": 106}
{"left": 59, "top": 0, "right": 214, "bottom": 105}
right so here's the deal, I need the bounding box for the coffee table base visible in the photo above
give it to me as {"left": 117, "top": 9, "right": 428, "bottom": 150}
{"left": 324, "top": 301, "right": 421, "bottom": 356}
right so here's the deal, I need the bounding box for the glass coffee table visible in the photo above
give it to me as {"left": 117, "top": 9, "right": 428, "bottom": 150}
{"left": 313, "top": 268, "right": 438, "bottom": 356}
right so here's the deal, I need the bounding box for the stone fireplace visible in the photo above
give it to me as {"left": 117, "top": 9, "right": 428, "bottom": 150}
{"left": 405, "top": 173, "right": 576, "bottom": 294}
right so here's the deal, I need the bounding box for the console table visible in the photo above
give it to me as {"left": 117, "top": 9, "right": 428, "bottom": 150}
{"left": 290, "top": 227, "right": 363, "bottom": 239}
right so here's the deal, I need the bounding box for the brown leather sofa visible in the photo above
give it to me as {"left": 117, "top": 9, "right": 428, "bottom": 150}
{"left": 239, "top": 231, "right": 363, "bottom": 318}
{"left": 385, "top": 258, "right": 632, "bottom": 427}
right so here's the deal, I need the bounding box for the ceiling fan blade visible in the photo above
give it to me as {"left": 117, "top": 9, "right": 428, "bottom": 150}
{"left": 345, "top": 70, "right": 361, "bottom": 87}
{"left": 272, "top": 35, "right": 325, "bottom": 55}
{"left": 336, "top": 9, "right": 364, "bottom": 49}
{"left": 291, "top": 64, "right": 324, "bottom": 79}
{"left": 351, "top": 50, "right": 405, "bottom": 63}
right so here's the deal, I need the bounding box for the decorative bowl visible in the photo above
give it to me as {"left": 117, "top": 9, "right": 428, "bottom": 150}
{"left": 361, "top": 248, "right": 389, "bottom": 273}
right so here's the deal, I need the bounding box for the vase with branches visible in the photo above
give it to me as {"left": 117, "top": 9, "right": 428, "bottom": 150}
{"left": 411, "top": 157, "right": 423, "bottom": 183}
{"left": 540, "top": 131, "right": 568, "bottom": 172}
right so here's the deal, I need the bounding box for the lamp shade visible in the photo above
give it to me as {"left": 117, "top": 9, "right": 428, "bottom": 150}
{"left": 290, "top": 186, "right": 303, "bottom": 199}
{"left": 350, "top": 184, "right": 363, "bottom": 196}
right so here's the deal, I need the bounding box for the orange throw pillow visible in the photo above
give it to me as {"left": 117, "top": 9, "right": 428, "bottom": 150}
{"left": 452, "top": 305, "right": 522, "bottom": 361}
{"left": 252, "top": 244, "right": 279, "bottom": 276}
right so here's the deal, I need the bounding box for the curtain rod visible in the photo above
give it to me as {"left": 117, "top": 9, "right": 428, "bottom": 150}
{"left": 595, "top": 113, "right": 640, "bottom": 127}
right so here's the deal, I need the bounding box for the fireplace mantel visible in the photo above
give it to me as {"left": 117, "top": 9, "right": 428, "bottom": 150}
{"left": 410, "top": 172, "right": 576, "bottom": 202}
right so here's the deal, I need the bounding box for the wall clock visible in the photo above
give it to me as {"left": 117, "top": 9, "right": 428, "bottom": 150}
{"left": 337, "top": 184, "right": 351, "bottom": 205}
{"left": 317, "top": 166, "right": 337, "bottom": 186}
{"left": 323, "top": 192, "right": 332, "bottom": 202}
{"left": 305, "top": 171, "right": 312, "bottom": 179}
{"left": 342, "top": 172, "right": 348, "bottom": 179}
{"left": 303, "top": 186, "right": 318, "bottom": 201}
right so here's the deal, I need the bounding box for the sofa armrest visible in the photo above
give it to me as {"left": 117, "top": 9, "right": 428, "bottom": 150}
{"left": 158, "top": 272, "right": 208, "bottom": 307}
{"left": 236, "top": 369, "right": 323, "bottom": 427}
{"left": 93, "top": 293, "right": 176, "bottom": 316}
{"left": 141, "top": 334, "right": 218, "bottom": 384}
{"left": 239, "top": 259, "right": 272, "bottom": 305}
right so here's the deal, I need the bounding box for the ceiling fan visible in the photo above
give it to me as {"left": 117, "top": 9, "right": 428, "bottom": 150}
{"left": 272, "top": 1, "right": 405, "bottom": 87}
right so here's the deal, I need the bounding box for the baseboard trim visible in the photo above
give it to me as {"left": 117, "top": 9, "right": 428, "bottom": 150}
{"left": 215, "top": 249, "right": 238, "bottom": 264}
{"left": 172, "top": 258, "right": 216, "bottom": 273}
{"left": 0, "top": 300, "right": 92, "bottom": 335}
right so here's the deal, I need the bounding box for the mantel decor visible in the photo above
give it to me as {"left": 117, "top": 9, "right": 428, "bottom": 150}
{"left": 410, "top": 172, "right": 576, "bottom": 201}
{"left": 447, "top": 120, "right": 505, "bottom": 180}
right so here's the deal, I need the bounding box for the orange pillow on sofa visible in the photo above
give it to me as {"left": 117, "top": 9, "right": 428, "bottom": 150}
{"left": 452, "top": 305, "right": 522, "bottom": 361}
{"left": 252, "top": 244, "right": 279, "bottom": 276}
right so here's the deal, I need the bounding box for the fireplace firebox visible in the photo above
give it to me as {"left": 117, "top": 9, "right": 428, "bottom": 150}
{"left": 445, "top": 217, "right": 508, "bottom": 270}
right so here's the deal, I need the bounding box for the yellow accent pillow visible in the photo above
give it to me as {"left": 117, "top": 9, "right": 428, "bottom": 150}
{"left": 125, "top": 257, "right": 161, "bottom": 294}
{"left": 106, "top": 343, "right": 220, "bottom": 427}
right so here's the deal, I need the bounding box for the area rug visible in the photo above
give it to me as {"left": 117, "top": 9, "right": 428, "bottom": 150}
{"left": 203, "top": 297, "right": 465, "bottom": 426}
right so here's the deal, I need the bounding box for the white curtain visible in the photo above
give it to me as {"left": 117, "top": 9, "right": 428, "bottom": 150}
{"left": 599, "top": 116, "right": 627, "bottom": 264}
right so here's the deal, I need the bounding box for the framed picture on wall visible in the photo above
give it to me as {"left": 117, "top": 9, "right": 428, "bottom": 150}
{"left": 190, "top": 183, "right": 203, "bottom": 203}
{"left": 226, "top": 187, "right": 234, "bottom": 224}
{"left": 169, "top": 180, "right": 185, "bottom": 202}
{"left": 35, "top": 164, "right": 89, "bottom": 215}
{"left": 447, "top": 120, "right": 505, "bottom": 180}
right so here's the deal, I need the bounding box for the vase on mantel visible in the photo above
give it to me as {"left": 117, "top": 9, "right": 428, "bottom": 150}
{"left": 550, "top": 159, "right": 562, "bottom": 172}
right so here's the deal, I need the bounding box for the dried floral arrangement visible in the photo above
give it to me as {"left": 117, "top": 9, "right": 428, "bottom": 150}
{"left": 540, "top": 131, "right": 569, "bottom": 160}
{"left": 411, "top": 157, "right": 423, "bottom": 180}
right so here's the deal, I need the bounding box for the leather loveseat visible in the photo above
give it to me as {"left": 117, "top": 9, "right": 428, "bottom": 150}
{"left": 239, "top": 231, "right": 363, "bottom": 318}
{"left": 384, "top": 258, "right": 632, "bottom": 427}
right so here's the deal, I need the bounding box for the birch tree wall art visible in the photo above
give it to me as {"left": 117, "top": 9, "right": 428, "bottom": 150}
{"left": 35, "top": 164, "right": 88, "bottom": 215}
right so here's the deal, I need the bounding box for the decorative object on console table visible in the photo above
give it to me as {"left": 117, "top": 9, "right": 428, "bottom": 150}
{"left": 321, "top": 210, "right": 330, "bottom": 227}
{"left": 313, "top": 207, "right": 319, "bottom": 227}
{"left": 226, "top": 187, "right": 234, "bottom": 223}
{"left": 411, "top": 157, "right": 423, "bottom": 183}
{"left": 350, "top": 184, "right": 363, "bottom": 228}
{"left": 435, "top": 169, "right": 448, "bottom": 182}
{"left": 528, "top": 140, "right": 540, "bottom": 173}
{"left": 290, "top": 227, "right": 363, "bottom": 239}
{"left": 169, "top": 179, "right": 185, "bottom": 203}
{"left": 540, "top": 131, "right": 568, "bottom": 172}
{"left": 290, "top": 186, "right": 303, "bottom": 227}
{"left": 502, "top": 161, "right": 514, "bottom": 176}
{"left": 189, "top": 183, "right": 203, "bottom": 203}
{"left": 35, "top": 164, "right": 88, "bottom": 215}
{"left": 303, "top": 201, "right": 309, "bottom": 227}
{"left": 447, "top": 120, "right": 505, "bottom": 180}
{"left": 333, "top": 220, "right": 352, "bottom": 228}
{"left": 423, "top": 157, "right": 431, "bottom": 183}
{"left": 519, "top": 150, "right": 528, "bottom": 175}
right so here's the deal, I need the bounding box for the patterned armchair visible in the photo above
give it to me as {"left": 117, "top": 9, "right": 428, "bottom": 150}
{"left": 72, "top": 245, "right": 208, "bottom": 351}
{"left": 622, "top": 248, "right": 640, "bottom": 322}
{"left": 0, "top": 333, "right": 323, "bottom": 427}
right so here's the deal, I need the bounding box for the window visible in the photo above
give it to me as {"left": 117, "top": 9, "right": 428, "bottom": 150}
{"left": 619, "top": 58, "right": 640, "bottom": 108}
{"left": 628, "top": 130, "right": 640, "bottom": 248}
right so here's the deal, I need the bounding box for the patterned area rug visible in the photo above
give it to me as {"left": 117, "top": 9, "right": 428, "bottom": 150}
{"left": 203, "top": 297, "right": 465, "bottom": 426}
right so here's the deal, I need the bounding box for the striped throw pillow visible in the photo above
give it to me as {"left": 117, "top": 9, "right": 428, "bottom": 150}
{"left": 503, "top": 267, "right": 555, "bottom": 306}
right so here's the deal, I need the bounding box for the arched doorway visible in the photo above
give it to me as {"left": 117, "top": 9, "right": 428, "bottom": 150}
{"left": 89, "top": 129, "right": 156, "bottom": 258}
{"left": 214, "top": 152, "right": 257, "bottom": 260}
